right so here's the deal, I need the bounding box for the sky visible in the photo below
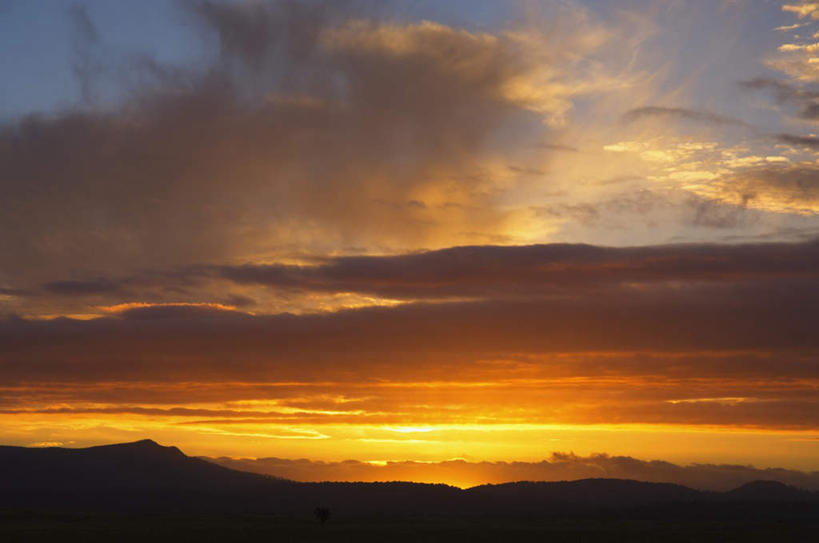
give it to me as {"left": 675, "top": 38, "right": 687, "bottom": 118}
{"left": 1, "top": 0, "right": 819, "bottom": 487}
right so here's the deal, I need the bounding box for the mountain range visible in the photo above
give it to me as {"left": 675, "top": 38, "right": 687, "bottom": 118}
{"left": 1, "top": 440, "right": 817, "bottom": 520}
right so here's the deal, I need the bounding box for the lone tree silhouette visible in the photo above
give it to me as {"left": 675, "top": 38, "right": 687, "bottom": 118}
{"left": 314, "top": 506, "right": 331, "bottom": 526}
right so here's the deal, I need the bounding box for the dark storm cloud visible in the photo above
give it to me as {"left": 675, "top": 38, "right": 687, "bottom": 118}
{"left": 200, "top": 238, "right": 819, "bottom": 299}
{"left": 623, "top": 106, "right": 747, "bottom": 126}
{"left": 25, "top": 237, "right": 819, "bottom": 307}
{"left": 0, "top": 0, "right": 579, "bottom": 287}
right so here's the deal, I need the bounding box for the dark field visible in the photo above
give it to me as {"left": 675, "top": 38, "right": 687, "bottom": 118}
{"left": 1, "top": 510, "right": 817, "bottom": 543}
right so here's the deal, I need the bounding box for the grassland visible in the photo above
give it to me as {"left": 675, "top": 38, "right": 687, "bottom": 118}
{"left": 2, "top": 510, "right": 817, "bottom": 542}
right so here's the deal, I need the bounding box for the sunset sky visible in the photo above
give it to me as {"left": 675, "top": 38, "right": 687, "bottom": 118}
{"left": 2, "top": 0, "right": 819, "bottom": 486}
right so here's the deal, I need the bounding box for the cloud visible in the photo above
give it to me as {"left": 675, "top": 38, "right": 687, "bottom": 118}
{"left": 740, "top": 77, "right": 819, "bottom": 120}
{"left": 67, "top": 4, "right": 101, "bottom": 104}
{"left": 0, "top": 0, "right": 615, "bottom": 289}
{"left": 43, "top": 278, "right": 121, "bottom": 296}
{"left": 3, "top": 242, "right": 819, "bottom": 430}
{"left": 196, "top": 238, "right": 819, "bottom": 299}
{"left": 776, "top": 133, "right": 819, "bottom": 147}
{"left": 208, "top": 452, "right": 819, "bottom": 491}
{"left": 11, "top": 234, "right": 819, "bottom": 323}
{"left": 3, "top": 295, "right": 817, "bottom": 378}
{"left": 762, "top": 18, "right": 819, "bottom": 81}
{"left": 687, "top": 195, "right": 750, "bottom": 229}
{"left": 774, "top": 22, "right": 808, "bottom": 31}
{"left": 24, "top": 237, "right": 819, "bottom": 311}
{"left": 539, "top": 143, "right": 580, "bottom": 152}
{"left": 686, "top": 164, "right": 819, "bottom": 215}
{"left": 622, "top": 106, "right": 747, "bottom": 127}
{"left": 103, "top": 302, "right": 245, "bottom": 319}
{"left": 0, "top": 287, "right": 28, "bottom": 297}
{"left": 1, "top": 1, "right": 818, "bottom": 454}
{"left": 782, "top": 3, "right": 819, "bottom": 19}
{"left": 3, "top": 238, "right": 819, "bottom": 384}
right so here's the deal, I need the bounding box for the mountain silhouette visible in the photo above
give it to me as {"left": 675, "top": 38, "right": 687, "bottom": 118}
{"left": 726, "top": 480, "right": 815, "bottom": 502}
{"left": 0, "top": 439, "right": 271, "bottom": 490}
{"left": 465, "top": 478, "right": 703, "bottom": 508}
{"left": 1, "top": 440, "right": 817, "bottom": 519}
{"left": 0, "top": 439, "right": 285, "bottom": 512}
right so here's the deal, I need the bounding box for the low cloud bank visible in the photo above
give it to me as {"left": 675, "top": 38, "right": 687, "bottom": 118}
{"left": 209, "top": 452, "right": 819, "bottom": 491}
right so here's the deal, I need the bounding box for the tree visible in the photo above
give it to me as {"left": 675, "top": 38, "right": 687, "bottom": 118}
{"left": 314, "top": 506, "right": 331, "bottom": 526}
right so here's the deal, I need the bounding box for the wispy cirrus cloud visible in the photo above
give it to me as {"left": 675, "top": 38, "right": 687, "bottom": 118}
{"left": 622, "top": 106, "right": 748, "bottom": 127}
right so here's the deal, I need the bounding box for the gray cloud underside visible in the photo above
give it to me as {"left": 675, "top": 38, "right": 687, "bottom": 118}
{"left": 3, "top": 236, "right": 818, "bottom": 432}
{"left": 4, "top": 240, "right": 819, "bottom": 429}
{"left": 776, "top": 133, "right": 819, "bottom": 148}
{"left": 32, "top": 237, "right": 819, "bottom": 300}
{"left": 1, "top": 237, "right": 816, "bottom": 374}
{"left": 209, "top": 452, "right": 819, "bottom": 491}
{"left": 2, "top": 282, "right": 819, "bottom": 379}
{"left": 206, "top": 237, "right": 819, "bottom": 298}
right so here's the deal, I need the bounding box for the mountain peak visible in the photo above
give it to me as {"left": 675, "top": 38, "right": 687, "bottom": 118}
{"left": 129, "top": 439, "right": 169, "bottom": 449}
{"left": 131, "top": 439, "right": 160, "bottom": 447}
{"left": 88, "top": 439, "right": 186, "bottom": 458}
